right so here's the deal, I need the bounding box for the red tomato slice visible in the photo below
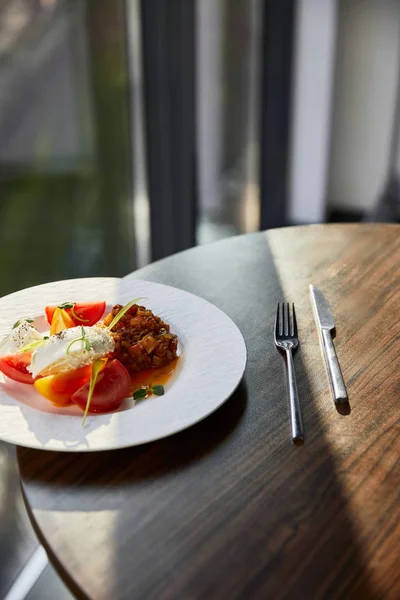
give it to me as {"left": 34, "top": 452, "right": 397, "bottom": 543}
{"left": 45, "top": 305, "right": 57, "bottom": 324}
{"left": 45, "top": 301, "right": 106, "bottom": 327}
{"left": 0, "top": 353, "right": 34, "bottom": 384}
{"left": 71, "top": 359, "right": 131, "bottom": 413}
{"left": 72, "top": 302, "right": 106, "bottom": 326}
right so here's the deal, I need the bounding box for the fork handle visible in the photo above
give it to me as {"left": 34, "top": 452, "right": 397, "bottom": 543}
{"left": 285, "top": 348, "right": 304, "bottom": 442}
{"left": 321, "top": 329, "right": 348, "bottom": 404}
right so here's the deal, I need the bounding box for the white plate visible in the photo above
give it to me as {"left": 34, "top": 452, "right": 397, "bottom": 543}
{"left": 0, "top": 277, "right": 247, "bottom": 451}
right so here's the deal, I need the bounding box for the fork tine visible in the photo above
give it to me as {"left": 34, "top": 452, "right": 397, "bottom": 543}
{"left": 292, "top": 303, "right": 298, "bottom": 337}
{"left": 275, "top": 303, "right": 280, "bottom": 339}
{"left": 284, "top": 302, "right": 289, "bottom": 336}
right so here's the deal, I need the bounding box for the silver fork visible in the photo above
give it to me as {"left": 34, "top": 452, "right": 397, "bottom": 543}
{"left": 274, "top": 302, "right": 304, "bottom": 442}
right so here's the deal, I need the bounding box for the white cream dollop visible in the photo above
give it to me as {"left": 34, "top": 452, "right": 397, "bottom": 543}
{"left": 28, "top": 326, "right": 115, "bottom": 378}
{"left": 9, "top": 320, "right": 43, "bottom": 352}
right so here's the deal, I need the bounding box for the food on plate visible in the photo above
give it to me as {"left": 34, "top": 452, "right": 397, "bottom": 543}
{"left": 0, "top": 299, "right": 179, "bottom": 421}
{"left": 106, "top": 303, "right": 178, "bottom": 371}
{"left": 34, "top": 365, "right": 93, "bottom": 406}
{"left": 0, "top": 352, "right": 35, "bottom": 384}
{"left": 133, "top": 384, "right": 165, "bottom": 401}
{"left": 28, "top": 326, "right": 114, "bottom": 378}
{"left": 45, "top": 301, "right": 106, "bottom": 328}
{"left": 72, "top": 359, "right": 131, "bottom": 413}
{"left": 49, "top": 308, "right": 75, "bottom": 335}
{"left": 9, "top": 319, "right": 43, "bottom": 352}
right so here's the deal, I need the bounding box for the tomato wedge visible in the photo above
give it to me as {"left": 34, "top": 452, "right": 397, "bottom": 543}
{"left": 45, "top": 302, "right": 106, "bottom": 327}
{"left": 34, "top": 365, "right": 92, "bottom": 406}
{"left": 72, "top": 301, "right": 106, "bottom": 325}
{"left": 72, "top": 359, "right": 131, "bottom": 413}
{"left": 0, "top": 352, "right": 34, "bottom": 384}
{"left": 50, "top": 308, "right": 75, "bottom": 335}
{"left": 45, "top": 306, "right": 57, "bottom": 324}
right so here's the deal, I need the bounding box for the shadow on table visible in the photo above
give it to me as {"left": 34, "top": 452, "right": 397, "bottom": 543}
{"left": 18, "top": 234, "right": 377, "bottom": 599}
{"left": 18, "top": 378, "right": 248, "bottom": 491}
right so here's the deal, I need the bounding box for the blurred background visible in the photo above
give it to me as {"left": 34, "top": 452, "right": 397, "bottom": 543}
{"left": 1, "top": 0, "right": 400, "bottom": 298}
{"left": 1, "top": 0, "right": 400, "bottom": 598}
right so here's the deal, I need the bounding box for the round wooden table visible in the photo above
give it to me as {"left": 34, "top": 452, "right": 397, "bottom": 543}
{"left": 18, "top": 224, "right": 400, "bottom": 600}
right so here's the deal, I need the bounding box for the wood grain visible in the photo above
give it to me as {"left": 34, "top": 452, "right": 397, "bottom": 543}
{"left": 17, "top": 224, "right": 400, "bottom": 600}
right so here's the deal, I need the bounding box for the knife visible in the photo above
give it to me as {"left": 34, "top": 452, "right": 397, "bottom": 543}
{"left": 309, "top": 285, "right": 348, "bottom": 404}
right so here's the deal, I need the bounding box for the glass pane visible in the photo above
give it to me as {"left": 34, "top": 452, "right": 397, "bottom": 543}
{"left": 0, "top": 0, "right": 135, "bottom": 297}
{"left": 196, "top": 0, "right": 261, "bottom": 244}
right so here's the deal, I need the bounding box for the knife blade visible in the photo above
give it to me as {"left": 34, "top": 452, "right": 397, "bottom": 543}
{"left": 309, "top": 285, "right": 348, "bottom": 404}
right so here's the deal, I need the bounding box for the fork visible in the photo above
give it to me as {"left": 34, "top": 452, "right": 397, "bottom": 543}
{"left": 274, "top": 303, "right": 304, "bottom": 442}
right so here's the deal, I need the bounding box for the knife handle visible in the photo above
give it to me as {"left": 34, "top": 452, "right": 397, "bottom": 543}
{"left": 321, "top": 328, "right": 348, "bottom": 404}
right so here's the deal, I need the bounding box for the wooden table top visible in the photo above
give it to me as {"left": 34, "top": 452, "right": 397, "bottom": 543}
{"left": 18, "top": 224, "right": 400, "bottom": 600}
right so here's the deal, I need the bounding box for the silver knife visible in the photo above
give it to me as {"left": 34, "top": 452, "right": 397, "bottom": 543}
{"left": 309, "top": 285, "right": 348, "bottom": 404}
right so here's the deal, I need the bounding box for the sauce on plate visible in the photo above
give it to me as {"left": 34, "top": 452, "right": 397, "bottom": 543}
{"left": 129, "top": 357, "right": 179, "bottom": 393}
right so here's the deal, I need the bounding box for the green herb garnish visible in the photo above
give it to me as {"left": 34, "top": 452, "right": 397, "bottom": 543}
{"left": 58, "top": 302, "right": 89, "bottom": 323}
{"left": 132, "top": 384, "right": 165, "bottom": 403}
{"left": 66, "top": 326, "right": 92, "bottom": 355}
{"left": 58, "top": 302, "right": 74, "bottom": 310}
{"left": 107, "top": 297, "right": 145, "bottom": 331}
{"left": 18, "top": 339, "right": 46, "bottom": 353}
{"left": 13, "top": 318, "right": 34, "bottom": 329}
{"left": 82, "top": 358, "right": 105, "bottom": 426}
{"left": 133, "top": 388, "right": 148, "bottom": 401}
{"left": 151, "top": 384, "right": 165, "bottom": 396}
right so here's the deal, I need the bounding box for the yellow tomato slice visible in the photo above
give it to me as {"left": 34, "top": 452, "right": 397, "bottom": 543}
{"left": 34, "top": 365, "right": 92, "bottom": 407}
{"left": 50, "top": 307, "right": 75, "bottom": 335}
